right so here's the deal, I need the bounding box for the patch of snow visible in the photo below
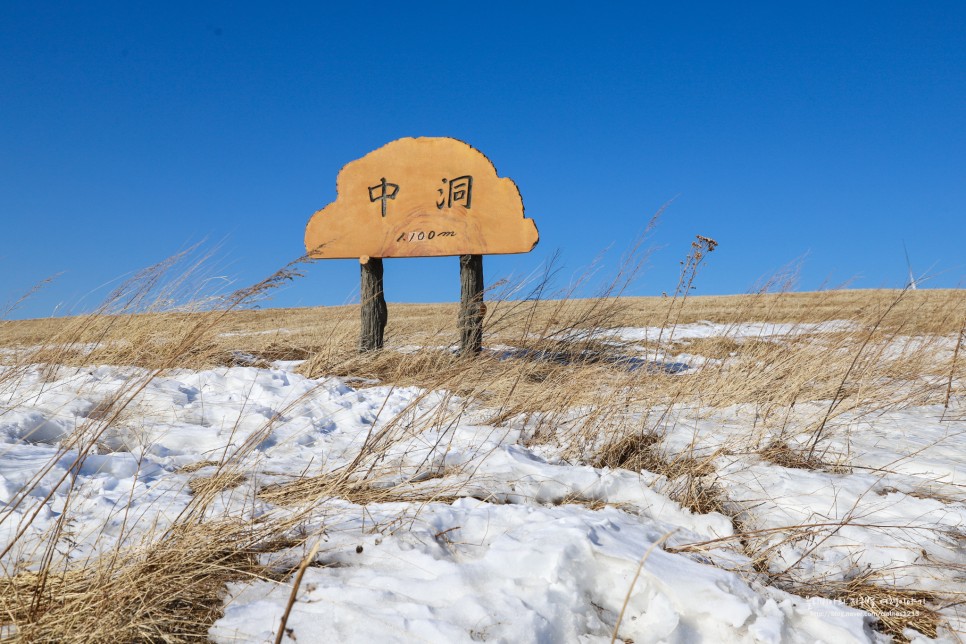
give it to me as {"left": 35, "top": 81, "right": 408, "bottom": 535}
{"left": 1, "top": 320, "right": 962, "bottom": 642}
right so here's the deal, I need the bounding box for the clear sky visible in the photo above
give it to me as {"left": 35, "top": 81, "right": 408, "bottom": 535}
{"left": 2, "top": 2, "right": 964, "bottom": 318}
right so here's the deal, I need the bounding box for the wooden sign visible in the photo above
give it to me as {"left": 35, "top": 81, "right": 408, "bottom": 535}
{"left": 304, "top": 137, "right": 539, "bottom": 260}
{"left": 304, "top": 137, "right": 539, "bottom": 355}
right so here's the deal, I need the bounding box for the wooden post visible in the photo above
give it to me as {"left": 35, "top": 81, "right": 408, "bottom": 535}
{"left": 459, "top": 254, "right": 484, "bottom": 355}
{"left": 359, "top": 256, "right": 387, "bottom": 352}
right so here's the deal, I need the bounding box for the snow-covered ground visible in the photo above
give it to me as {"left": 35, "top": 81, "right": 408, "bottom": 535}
{"left": 1, "top": 322, "right": 963, "bottom": 642}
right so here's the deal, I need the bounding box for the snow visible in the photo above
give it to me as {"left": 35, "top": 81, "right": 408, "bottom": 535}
{"left": 213, "top": 500, "right": 873, "bottom": 644}
{"left": 606, "top": 320, "right": 858, "bottom": 343}
{"left": 1, "top": 320, "right": 963, "bottom": 642}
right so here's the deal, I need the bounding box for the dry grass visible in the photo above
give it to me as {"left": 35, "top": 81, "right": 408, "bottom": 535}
{"left": 592, "top": 431, "right": 718, "bottom": 482}
{"left": 188, "top": 472, "right": 248, "bottom": 498}
{"left": 758, "top": 441, "right": 851, "bottom": 473}
{"left": 668, "top": 522, "right": 951, "bottom": 642}
{"left": 592, "top": 432, "right": 726, "bottom": 515}
{"left": 5, "top": 290, "right": 964, "bottom": 363}
{"left": 258, "top": 473, "right": 462, "bottom": 508}
{"left": 0, "top": 238, "right": 963, "bottom": 641}
{"left": 800, "top": 579, "right": 943, "bottom": 642}
{"left": 0, "top": 520, "right": 286, "bottom": 643}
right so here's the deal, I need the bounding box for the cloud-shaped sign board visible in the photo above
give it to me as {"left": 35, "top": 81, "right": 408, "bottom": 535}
{"left": 305, "top": 137, "right": 539, "bottom": 260}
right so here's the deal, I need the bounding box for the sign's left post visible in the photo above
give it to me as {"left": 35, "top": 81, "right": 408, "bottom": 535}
{"left": 359, "top": 255, "right": 387, "bottom": 352}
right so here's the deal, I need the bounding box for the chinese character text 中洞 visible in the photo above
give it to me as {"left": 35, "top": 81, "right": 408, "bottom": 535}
{"left": 368, "top": 178, "right": 399, "bottom": 217}
{"left": 436, "top": 175, "right": 472, "bottom": 210}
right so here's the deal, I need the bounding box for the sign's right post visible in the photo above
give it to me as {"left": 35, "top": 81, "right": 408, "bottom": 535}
{"left": 459, "top": 254, "right": 484, "bottom": 355}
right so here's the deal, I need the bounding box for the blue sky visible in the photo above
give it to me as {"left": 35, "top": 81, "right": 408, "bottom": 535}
{"left": 2, "top": 2, "right": 964, "bottom": 318}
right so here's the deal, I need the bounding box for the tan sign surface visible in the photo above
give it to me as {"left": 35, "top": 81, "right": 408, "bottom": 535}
{"left": 305, "top": 137, "right": 539, "bottom": 259}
